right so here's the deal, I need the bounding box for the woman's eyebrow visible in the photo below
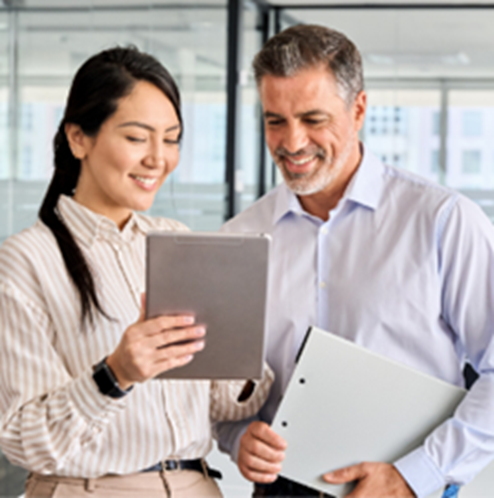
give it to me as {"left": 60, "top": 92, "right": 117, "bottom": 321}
{"left": 164, "top": 124, "right": 181, "bottom": 133}
{"left": 117, "top": 122, "right": 181, "bottom": 133}
{"left": 118, "top": 121, "right": 155, "bottom": 132}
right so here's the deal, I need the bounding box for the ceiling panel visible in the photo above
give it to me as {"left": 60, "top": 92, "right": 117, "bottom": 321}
{"left": 280, "top": 7, "right": 494, "bottom": 80}
{"left": 2, "top": 0, "right": 226, "bottom": 9}
{"left": 268, "top": 0, "right": 494, "bottom": 5}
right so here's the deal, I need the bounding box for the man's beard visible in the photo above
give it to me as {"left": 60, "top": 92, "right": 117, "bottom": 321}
{"left": 274, "top": 135, "right": 355, "bottom": 197}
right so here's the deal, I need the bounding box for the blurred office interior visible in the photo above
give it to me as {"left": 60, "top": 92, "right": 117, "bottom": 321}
{"left": 1, "top": 0, "right": 494, "bottom": 496}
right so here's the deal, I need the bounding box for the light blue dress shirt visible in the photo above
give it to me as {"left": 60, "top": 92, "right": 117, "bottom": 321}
{"left": 216, "top": 146, "right": 494, "bottom": 498}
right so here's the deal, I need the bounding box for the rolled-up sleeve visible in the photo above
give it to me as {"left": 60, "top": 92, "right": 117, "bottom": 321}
{"left": 209, "top": 362, "right": 274, "bottom": 423}
{"left": 0, "top": 283, "right": 126, "bottom": 474}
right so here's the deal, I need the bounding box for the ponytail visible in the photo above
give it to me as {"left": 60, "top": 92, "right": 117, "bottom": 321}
{"left": 39, "top": 125, "right": 110, "bottom": 327}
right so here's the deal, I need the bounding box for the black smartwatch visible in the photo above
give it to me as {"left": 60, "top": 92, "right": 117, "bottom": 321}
{"left": 92, "top": 357, "right": 132, "bottom": 399}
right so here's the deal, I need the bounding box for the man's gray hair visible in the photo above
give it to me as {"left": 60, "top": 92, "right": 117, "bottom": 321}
{"left": 253, "top": 24, "right": 364, "bottom": 105}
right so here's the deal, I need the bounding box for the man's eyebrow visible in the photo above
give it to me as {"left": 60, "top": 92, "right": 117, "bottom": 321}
{"left": 117, "top": 122, "right": 181, "bottom": 133}
{"left": 264, "top": 111, "right": 284, "bottom": 119}
{"left": 263, "top": 110, "right": 329, "bottom": 119}
{"left": 297, "top": 109, "right": 328, "bottom": 118}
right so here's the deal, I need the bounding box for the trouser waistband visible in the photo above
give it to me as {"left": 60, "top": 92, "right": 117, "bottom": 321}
{"left": 141, "top": 458, "right": 222, "bottom": 479}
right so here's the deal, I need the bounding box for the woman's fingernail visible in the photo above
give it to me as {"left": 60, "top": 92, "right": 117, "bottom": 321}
{"left": 194, "top": 340, "right": 205, "bottom": 350}
{"left": 183, "top": 316, "right": 194, "bottom": 324}
{"left": 195, "top": 327, "right": 206, "bottom": 336}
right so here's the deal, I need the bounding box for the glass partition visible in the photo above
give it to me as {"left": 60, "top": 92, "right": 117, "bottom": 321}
{"left": 447, "top": 90, "right": 494, "bottom": 221}
{"left": 1, "top": 1, "right": 229, "bottom": 245}
{"left": 238, "top": 4, "right": 264, "bottom": 212}
{"left": 0, "top": 10, "right": 10, "bottom": 245}
{"left": 365, "top": 89, "right": 441, "bottom": 183}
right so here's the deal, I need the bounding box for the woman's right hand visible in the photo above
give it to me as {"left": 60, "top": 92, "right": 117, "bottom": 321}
{"left": 106, "top": 295, "right": 205, "bottom": 390}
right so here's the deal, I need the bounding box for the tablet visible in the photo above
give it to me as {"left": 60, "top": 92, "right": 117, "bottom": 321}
{"left": 146, "top": 231, "right": 270, "bottom": 380}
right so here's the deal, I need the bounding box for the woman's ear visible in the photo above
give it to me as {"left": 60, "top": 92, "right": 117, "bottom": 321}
{"left": 65, "top": 123, "right": 89, "bottom": 160}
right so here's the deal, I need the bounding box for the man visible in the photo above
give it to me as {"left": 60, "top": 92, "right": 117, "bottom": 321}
{"left": 216, "top": 24, "right": 494, "bottom": 498}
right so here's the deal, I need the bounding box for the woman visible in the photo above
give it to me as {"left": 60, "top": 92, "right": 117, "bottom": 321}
{"left": 0, "top": 47, "right": 272, "bottom": 498}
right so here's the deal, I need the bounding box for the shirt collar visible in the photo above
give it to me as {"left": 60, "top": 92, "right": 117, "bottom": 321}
{"left": 343, "top": 144, "right": 384, "bottom": 211}
{"left": 273, "top": 183, "right": 305, "bottom": 225}
{"left": 272, "top": 144, "right": 384, "bottom": 225}
{"left": 56, "top": 195, "right": 148, "bottom": 247}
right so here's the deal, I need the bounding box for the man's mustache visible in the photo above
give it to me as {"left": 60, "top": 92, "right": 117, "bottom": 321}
{"left": 274, "top": 146, "right": 326, "bottom": 159}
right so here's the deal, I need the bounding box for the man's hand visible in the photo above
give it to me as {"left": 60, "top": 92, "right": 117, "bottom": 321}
{"left": 323, "top": 462, "right": 416, "bottom": 498}
{"left": 238, "top": 421, "right": 287, "bottom": 483}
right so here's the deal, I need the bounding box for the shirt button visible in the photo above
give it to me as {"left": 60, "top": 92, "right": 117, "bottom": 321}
{"left": 319, "top": 281, "right": 327, "bottom": 289}
{"left": 321, "top": 227, "right": 328, "bottom": 235}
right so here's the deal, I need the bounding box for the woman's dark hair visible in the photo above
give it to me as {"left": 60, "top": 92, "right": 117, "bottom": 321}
{"left": 39, "top": 46, "right": 182, "bottom": 327}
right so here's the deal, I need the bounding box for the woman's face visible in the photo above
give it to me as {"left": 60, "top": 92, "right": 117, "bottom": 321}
{"left": 68, "top": 80, "right": 181, "bottom": 228}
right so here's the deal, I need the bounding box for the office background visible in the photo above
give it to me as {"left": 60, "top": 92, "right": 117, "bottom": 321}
{"left": 1, "top": 0, "right": 494, "bottom": 496}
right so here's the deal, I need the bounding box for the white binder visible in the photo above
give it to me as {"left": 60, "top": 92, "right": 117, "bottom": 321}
{"left": 271, "top": 326, "right": 494, "bottom": 498}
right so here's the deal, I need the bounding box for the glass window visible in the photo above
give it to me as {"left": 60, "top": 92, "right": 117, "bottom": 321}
{"left": 0, "top": 93, "right": 7, "bottom": 180}
{"left": 432, "top": 111, "right": 440, "bottom": 136}
{"left": 238, "top": 6, "right": 264, "bottom": 212}
{"left": 1, "top": 2, "right": 229, "bottom": 244}
{"left": 462, "top": 110, "right": 483, "bottom": 137}
{"left": 431, "top": 149, "right": 440, "bottom": 174}
{"left": 364, "top": 90, "right": 440, "bottom": 183}
{"left": 462, "top": 150, "right": 482, "bottom": 174}
{"left": 0, "top": 10, "right": 10, "bottom": 245}
{"left": 447, "top": 91, "right": 494, "bottom": 192}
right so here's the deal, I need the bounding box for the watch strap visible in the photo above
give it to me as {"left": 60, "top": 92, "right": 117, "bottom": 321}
{"left": 92, "top": 357, "right": 132, "bottom": 399}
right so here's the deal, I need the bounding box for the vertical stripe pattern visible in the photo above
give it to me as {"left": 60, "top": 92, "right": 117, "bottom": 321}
{"left": 0, "top": 195, "right": 272, "bottom": 477}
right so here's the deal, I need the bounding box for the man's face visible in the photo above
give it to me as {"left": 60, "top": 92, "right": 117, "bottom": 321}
{"left": 259, "top": 65, "right": 366, "bottom": 198}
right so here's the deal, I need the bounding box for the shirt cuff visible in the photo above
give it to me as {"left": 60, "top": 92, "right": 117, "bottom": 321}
{"left": 68, "top": 369, "right": 127, "bottom": 424}
{"left": 394, "top": 447, "right": 445, "bottom": 498}
{"left": 231, "top": 423, "right": 249, "bottom": 463}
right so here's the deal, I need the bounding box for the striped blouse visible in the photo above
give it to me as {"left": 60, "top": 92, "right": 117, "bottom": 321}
{"left": 0, "top": 195, "right": 272, "bottom": 477}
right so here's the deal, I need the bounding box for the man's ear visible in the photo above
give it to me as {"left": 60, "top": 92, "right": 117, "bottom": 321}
{"left": 65, "top": 123, "right": 89, "bottom": 160}
{"left": 352, "top": 90, "right": 367, "bottom": 132}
